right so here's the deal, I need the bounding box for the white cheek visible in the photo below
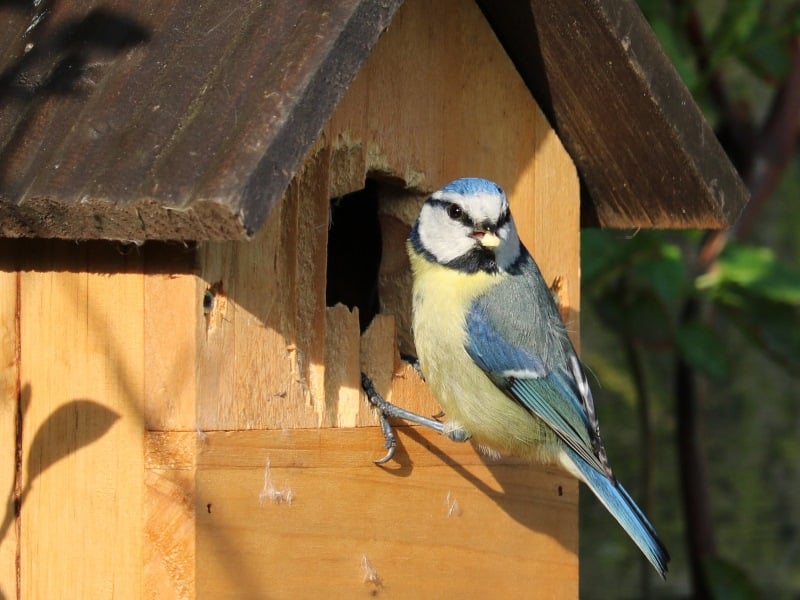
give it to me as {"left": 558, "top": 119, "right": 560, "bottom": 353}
{"left": 419, "top": 209, "right": 474, "bottom": 263}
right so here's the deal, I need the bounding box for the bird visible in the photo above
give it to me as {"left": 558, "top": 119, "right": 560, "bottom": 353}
{"left": 363, "top": 177, "right": 670, "bottom": 578}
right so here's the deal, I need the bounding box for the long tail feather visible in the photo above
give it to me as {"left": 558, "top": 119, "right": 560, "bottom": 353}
{"left": 561, "top": 446, "right": 670, "bottom": 578}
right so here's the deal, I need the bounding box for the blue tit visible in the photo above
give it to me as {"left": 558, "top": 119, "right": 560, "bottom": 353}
{"left": 365, "top": 177, "right": 669, "bottom": 578}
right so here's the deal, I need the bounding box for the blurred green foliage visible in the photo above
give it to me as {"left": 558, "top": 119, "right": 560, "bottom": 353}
{"left": 579, "top": 1, "right": 800, "bottom": 597}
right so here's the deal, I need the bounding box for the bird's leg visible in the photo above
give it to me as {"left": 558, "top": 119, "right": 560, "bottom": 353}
{"left": 361, "top": 372, "right": 445, "bottom": 464}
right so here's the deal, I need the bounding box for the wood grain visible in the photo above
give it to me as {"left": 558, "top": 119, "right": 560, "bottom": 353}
{"left": 188, "top": 1, "right": 582, "bottom": 595}
{"left": 194, "top": 427, "right": 579, "bottom": 599}
{"left": 478, "top": 0, "right": 749, "bottom": 229}
{"left": 0, "top": 0, "right": 743, "bottom": 239}
{"left": 0, "top": 1, "right": 588, "bottom": 596}
{"left": 17, "top": 243, "right": 145, "bottom": 598}
{"left": 0, "top": 255, "right": 19, "bottom": 600}
{"left": 144, "top": 269, "right": 199, "bottom": 431}
{"left": 0, "top": 0, "right": 403, "bottom": 239}
{"left": 145, "top": 431, "right": 197, "bottom": 599}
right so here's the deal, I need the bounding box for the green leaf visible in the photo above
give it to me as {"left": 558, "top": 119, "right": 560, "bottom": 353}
{"left": 698, "top": 243, "right": 800, "bottom": 305}
{"left": 581, "top": 230, "right": 645, "bottom": 290}
{"left": 708, "top": 0, "right": 764, "bottom": 70}
{"left": 677, "top": 321, "right": 730, "bottom": 381}
{"left": 632, "top": 243, "right": 687, "bottom": 307}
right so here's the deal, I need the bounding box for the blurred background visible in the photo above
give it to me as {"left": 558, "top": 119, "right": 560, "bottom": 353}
{"left": 580, "top": 1, "right": 800, "bottom": 598}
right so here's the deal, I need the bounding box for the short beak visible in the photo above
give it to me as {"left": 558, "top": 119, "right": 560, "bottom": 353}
{"left": 472, "top": 230, "right": 501, "bottom": 248}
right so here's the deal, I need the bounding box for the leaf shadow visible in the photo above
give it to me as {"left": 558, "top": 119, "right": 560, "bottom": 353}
{"left": 0, "top": 384, "right": 120, "bottom": 546}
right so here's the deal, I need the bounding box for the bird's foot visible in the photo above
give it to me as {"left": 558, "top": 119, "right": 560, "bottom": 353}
{"left": 361, "top": 372, "right": 445, "bottom": 464}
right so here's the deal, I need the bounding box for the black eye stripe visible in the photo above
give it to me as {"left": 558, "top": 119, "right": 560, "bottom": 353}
{"left": 427, "top": 198, "right": 508, "bottom": 230}
{"left": 429, "top": 198, "right": 473, "bottom": 227}
{"left": 497, "top": 209, "right": 510, "bottom": 229}
{"left": 457, "top": 212, "right": 474, "bottom": 228}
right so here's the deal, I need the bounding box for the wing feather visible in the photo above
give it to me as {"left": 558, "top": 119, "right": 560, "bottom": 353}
{"left": 464, "top": 275, "right": 609, "bottom": 477}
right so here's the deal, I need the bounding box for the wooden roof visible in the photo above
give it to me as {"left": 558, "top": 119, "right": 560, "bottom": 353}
{"left": 0, "top": 0, "right": 747, "bottom": 240}
{"left": 478, "top": 0, "right": 749, "bottom": 229}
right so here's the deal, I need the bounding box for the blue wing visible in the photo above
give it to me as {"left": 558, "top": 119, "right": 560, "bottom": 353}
{"left": 464, "top": 301, "right": 605, "bottom": 475}
{"left": 464, "top": 294, "right": 670, "bottom": 578}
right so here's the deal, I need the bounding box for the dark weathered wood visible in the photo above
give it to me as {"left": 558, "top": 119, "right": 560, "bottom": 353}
{"left": 0, "top": 0, "right": 401, "bottom": 239}
{"left": 478, "top": 0, "right": 749, "bottom": 229}
{"left": 0, "top": 0, "right": 746, "bottom": 239}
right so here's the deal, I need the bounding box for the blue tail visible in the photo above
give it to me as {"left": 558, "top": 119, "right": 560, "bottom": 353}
{"left": 564, "top": 446, "right": 670, "bottom": 578}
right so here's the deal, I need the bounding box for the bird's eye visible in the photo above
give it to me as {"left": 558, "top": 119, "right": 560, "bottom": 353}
{"left": 447, "top": 204, "right": 463, "bottom": 220}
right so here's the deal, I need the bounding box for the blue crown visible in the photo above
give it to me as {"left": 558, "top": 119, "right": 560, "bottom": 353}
{"left": 440, "top": 177, "right": 504, "bottom": 197}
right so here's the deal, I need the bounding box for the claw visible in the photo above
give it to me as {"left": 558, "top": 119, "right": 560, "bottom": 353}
{"left": 361, "top": 371, "right": 446, "bottom": 464}
{"left": 362, "top": 372, "right": 398, "bottom": 463}
{"left": 374, "top": 411, "right": 397, "bottom": 465}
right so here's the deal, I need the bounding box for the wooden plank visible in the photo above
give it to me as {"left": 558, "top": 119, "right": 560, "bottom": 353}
{"left": 325, "top": 304, "right": 362, "bottom": 428}
{"left": 144, "top": 431, "right": 196, "bottom": 599}
{"left": 0, "top": 0, "right": 403, "bottom": 240}
{"left": 528, "top": 116, "right": 582, "bottom": 347}
{"left": 0, "top": 248, "right": 19, "bottom": 600}
{"left": 194, "top": 428, "right": 579, "bottom": 599}
{"left": 17, "top": 242, "right": 145, "bottom": 598}
{"left": 143, "top": 245, "right": 199, "bottom": 431}
{"left": 326, "top": 0, "right": 582, "bottom": 361}
{"left": 195, "top": 147, "right": 330, "bottom": 431}
{"left": 477, "top": 0, "right": 749, "bottom": 229}
{"left": 328, "top": 0, "right": 548, "bottom": 193}
{"left": 0, "top": 0, "right": 744, "bottom": 240}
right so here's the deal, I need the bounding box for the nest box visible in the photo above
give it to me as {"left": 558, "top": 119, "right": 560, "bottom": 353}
{"left": 0, "top": 0, "right": 746, "bottom": 597}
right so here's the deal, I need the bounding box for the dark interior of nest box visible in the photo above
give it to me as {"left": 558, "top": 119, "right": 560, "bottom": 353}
{"left": 326, "top": 178, "right": 382, "bottom": 331}
{"left": 325, "top": 176, "right": 419, "bottom": 349}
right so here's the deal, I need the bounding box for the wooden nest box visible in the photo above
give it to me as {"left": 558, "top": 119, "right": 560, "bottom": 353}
{"left": 0, "top": 0, "right": 746, "bottom": 597}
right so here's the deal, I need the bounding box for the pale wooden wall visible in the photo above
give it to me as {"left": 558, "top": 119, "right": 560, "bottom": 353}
{"left": 0, "top": 0, "right": 580, "bottom": 597}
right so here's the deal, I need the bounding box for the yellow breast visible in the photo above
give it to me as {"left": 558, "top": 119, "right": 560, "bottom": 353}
{"left": 408, "top": 248, "right": 557, "bottom": 460}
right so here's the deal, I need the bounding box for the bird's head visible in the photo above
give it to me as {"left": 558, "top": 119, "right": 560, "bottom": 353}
{"left": 409, "top": 178, "right": 521, "bottom": 274}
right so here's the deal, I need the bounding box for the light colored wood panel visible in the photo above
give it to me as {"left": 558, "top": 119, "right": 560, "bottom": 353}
{"left": 529, "top": 124, "right": 581, "bottom": 347}
{"left": 144, "top": 469, "right": 196, "bottom": 600}
{"left": 195, "top": 428, "right": 578, "bottom": 599}
{"left": 359, "top": 313, "right": 397, "bottom": 425}
{"left": 196, "top": 189, "right": 314, "bottom": 430}
{"left": 18, "top": 250, "right": 145, "bottom": 599}
{"left": 294, "top": 147, "right": 332, "bottom": 424}
{"left": 144, "top": 271, "right": 199, "bottom": 430}
{"left": 0, "top": 267, "right": 18, "bottom": 600}
{"left": 144, "top": 431, "right": 196, "bottom": 600}
{"left": 196, "top": 148, "right": 331, "bottom": 431}
{"left": 326, "top": 0, "right": 569, "bottom": 206}
{"left": 324, "top": 304, "right": 362, "bottom": 427}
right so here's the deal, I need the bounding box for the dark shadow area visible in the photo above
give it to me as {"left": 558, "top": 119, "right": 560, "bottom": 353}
{"left": 0, "top": 6, "right": 150, "bottom": 101}
{"left": 0, "top": 238, "right": 197, "bottom": 275}
{"left": 0, "top": 4, "right": 150, "bottom": 194}
{"left": 0, "top": 383, "right": 120, "bottom": 559}
{"left": 326, "top": 178, "right": 382, "bottom": 332}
